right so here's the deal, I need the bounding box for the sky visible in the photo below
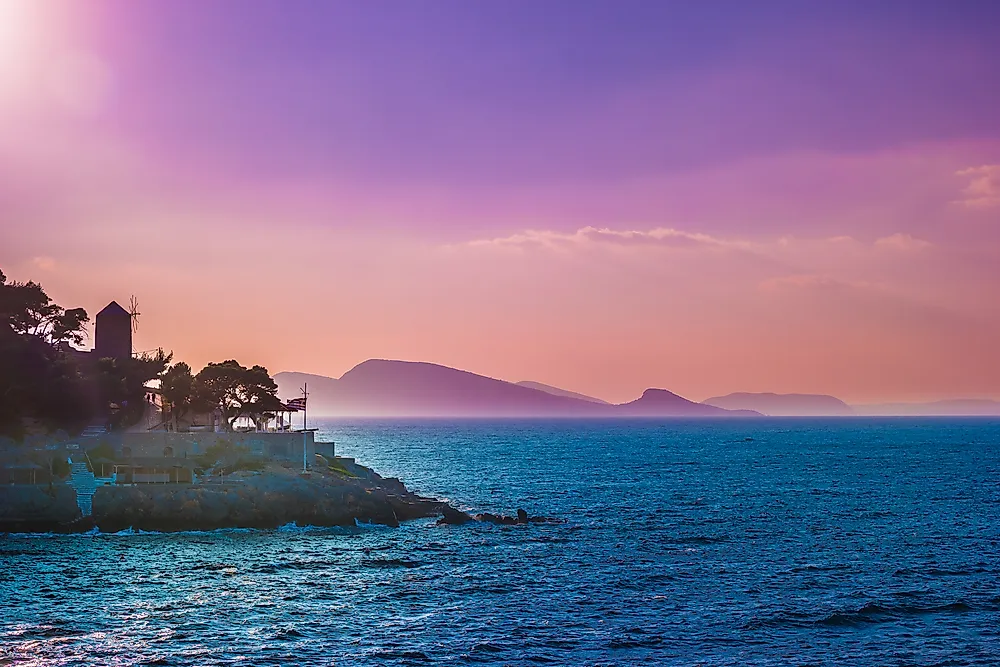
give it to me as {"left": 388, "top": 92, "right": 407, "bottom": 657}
{"left": 2, "top": 0, "right": 999, "bottom": 404}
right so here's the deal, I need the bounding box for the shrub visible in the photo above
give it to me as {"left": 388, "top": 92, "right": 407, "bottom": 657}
{"left": 50, "top": 456, "right": 71, "bottom": 478}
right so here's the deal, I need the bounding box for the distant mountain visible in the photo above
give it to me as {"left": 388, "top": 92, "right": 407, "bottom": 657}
{"left": 618, "top": 389, "right": 755, "bottom": 417}
{"left": 515, "top": 381, "right": 609, "bottom": 405}
{"left": 276, "top": 360, "right": 603, "bottom": 417}
{"left": 703, "top": 392, "right": 854, "bottom": 416}
{"left": 852, "top": 399, "right": 1000, "bottom": 416}
{"left": 275, "top": 360, "right": 758, "bottom": 418}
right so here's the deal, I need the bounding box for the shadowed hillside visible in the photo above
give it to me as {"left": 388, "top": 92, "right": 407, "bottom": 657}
{"left": 704, "top": 392, "right": 854, "bottom": 416}
{"left": 515, "top": 381, "right": 609, "bottom": 405}
{"left": 276, "top": 360, "right": 759, "bottom": 418}
{"left": 277, "top": 361, "right": 604, "bottom": 417}
{"left": 617, "top": 389, "right": 754, "bottom": 417}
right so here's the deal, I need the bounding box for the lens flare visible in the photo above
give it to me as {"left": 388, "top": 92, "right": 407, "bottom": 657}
{"left": 0, "top": 0, "right": 38, "bottom": 90}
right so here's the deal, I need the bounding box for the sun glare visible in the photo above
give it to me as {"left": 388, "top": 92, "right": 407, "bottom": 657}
{"left": 0, "top": 0, "right": 38, "bottom": 80}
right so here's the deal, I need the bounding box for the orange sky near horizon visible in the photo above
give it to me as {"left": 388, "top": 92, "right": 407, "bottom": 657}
{"left": 7, "top": 199, "right": 999, "bottom": 406}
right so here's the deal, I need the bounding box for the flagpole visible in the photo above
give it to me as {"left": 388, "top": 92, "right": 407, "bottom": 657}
{"left": 301, "top": 382, "right": 309, "bottom": 473}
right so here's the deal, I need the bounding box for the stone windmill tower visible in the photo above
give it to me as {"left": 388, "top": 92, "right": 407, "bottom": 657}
{"left": 94, "top": 300, "right": 132, "bottom": 361}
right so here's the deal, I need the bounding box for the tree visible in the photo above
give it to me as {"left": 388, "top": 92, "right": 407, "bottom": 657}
{"left": 0, "top": 269, "right": 92, "bottom": 439}
{"left": 161, "top": 361, "right": 195, "bottom": 431}
{"left": 0, "top": 276, "right": 89, "bottom": 345}
{"left": 195, "top": 360, "right": 283, "bottom": 432}
{"left": 98, "top": 348, "right": 172, "bottom": 430}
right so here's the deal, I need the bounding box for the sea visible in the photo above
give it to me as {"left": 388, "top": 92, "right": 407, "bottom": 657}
{"left": 2, "top": 418, "right": 999, "bottom": 666}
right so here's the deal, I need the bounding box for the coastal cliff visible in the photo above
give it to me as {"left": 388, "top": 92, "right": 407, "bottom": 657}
{"left": 0, "top": 459, "right": 445, "bottom": 533}
{"left": 0, "top": 485, "right": 81, "bottom": 533}
{"left": 92, "top": 460, "right": 444, "bottom": 532}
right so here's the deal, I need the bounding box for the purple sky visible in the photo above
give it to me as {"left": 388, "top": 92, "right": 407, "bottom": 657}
{"left": 2, "top": 1, "right": 999, "bottom": 402}
{"left": 87, "top": 1, "right": 1000, "bottom": 230}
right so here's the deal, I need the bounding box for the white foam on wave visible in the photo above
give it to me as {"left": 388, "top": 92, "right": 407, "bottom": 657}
{"left": 277, "top": 521, "right": 311, "bottom": 533}
{"left": 4, "top": 522, "right": 396, "bottom": 539}
{"left": 353, "top": 518, "right": 397, "bottom": 531}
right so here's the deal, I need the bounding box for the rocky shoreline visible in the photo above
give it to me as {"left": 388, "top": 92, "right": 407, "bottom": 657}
{"left": 0, "top": 485, "right": 83, "bottom": 534}
{"left": 0, "top": 458, "right": 556, "bottom": 533}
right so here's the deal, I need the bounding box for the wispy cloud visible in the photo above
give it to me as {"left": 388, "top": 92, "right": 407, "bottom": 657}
{"left": 464, "top": 225, "right": 931, "bottom": 255}
{"left": 758, "top": 274, "right": 878, "bottom": 293}
{"left": 874, "top": 233, "right": 933, "bottom": 251}
{"left": 954, "top": 165, "right": 1000, "bottom": 209}
{"left": 31, "top": 256, "right": 57, "bottom": 271}
{"left": 466, "top": 226, "right": 741, "bottom": 250}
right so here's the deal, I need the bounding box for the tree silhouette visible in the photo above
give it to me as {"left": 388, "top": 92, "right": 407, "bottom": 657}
{"left": 0, "top": 269, "right": 92, "bottom": 438}
{"left": 161, "top": 361, "right": 195, "bottom": 431}
{"left": 196, "top": 360, "right": 284, "bottom": 432}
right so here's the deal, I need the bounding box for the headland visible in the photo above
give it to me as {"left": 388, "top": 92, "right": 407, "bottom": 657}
{"left": 0, "top": 434, "right": 449, "bottom": 533}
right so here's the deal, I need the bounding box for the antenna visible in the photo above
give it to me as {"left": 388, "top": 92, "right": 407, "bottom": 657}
{"left": 300, "top": 382, "right": 309, "bottom": 431}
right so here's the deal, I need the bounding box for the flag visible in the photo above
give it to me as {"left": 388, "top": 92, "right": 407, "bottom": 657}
{"left": 286, "top": 397, "right": 307, "bottom": 411}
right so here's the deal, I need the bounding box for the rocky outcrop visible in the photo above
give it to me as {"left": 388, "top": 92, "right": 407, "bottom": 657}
{"left": 437, "top": 505, "right": 475, "bottom": 525}
{"left": 92, "top": 466, "right": 444, "bottom": 532}
{"left": 1, "top": 461, "right": 560, "bottom": 534}
{"left": 0, "top": 485, "right": 82, "bottom": 533}
{"left": 437, "top": 506, "right": 563, "bottom": 526}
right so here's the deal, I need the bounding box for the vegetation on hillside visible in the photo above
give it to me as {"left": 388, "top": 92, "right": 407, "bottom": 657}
{"left": 0, "top": 269, "right": 93, "bottom": 438}
{"left": 1, "top": 268, "right": 286, "bottom": 441}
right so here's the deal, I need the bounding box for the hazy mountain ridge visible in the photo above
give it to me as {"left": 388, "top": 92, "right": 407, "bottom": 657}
{"left": 515, "top": 381, "right": 610, "bottom": 405}
{"left": 277, "top": 361, "right": 605, "bottom": 417}
{"left": 852, "top": 399, "right": 1000, "bottom": 416}
{"left": 704, "top": 392, "right": 854, "bottom": 416}
{"left": 617, "top": 389, "right": 756, "bottom": 417}
{"left": 276, "top": 362, "right": 1000, "bottom": 417}
{"left": 276, "top": 360, "right": 757, "bottom": 417}
{"left": 705, "top": 392, "right": 1000, "bottom": 416}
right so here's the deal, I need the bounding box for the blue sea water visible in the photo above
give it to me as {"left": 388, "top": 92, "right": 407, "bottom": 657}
{"left": 2, "top": 418, "right": 1000, "bottom": 666}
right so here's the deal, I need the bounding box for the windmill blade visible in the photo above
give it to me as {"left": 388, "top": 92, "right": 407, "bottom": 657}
{"left": 128, "top": 295, "right": 141, "bottom": 333}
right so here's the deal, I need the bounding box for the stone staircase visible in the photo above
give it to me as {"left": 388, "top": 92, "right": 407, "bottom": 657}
{"left": 68, "top": 459, "right": 98, "bottom": 516}
{"left": 64, "top": 424, "right": 113, "bottom": 518}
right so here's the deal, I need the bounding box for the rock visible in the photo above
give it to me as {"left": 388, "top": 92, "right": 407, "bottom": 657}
{"left": 471, "top": 508, "right": 564, "bottom": 526}
{"left": 0, "top": 485, "right": 82, "bottom": 532}
{"left": 475, "top": 512, "right": 518, "bottom": 525}
{"left": 390, "top": 496, "right": 444, "bottom": 522}
{"left": 437, "top": 504, "right": 475, "bottom": 525}
{"left": 89, "top": 465, "right": 442, "bottom": 533}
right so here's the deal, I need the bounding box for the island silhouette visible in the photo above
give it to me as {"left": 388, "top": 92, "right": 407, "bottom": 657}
{"left": 703, "top": 392, "right": 855, "bottom": 416}
{"left": 276, "top": 360, "right": 758, "bottom": 418}
{"left": 277, "top": 361, "right": 1000, "bottom": 417}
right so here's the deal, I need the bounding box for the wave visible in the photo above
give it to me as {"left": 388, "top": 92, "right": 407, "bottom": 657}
{"left": 817, "top": 601, "right": 973, "bottom": 626}
{"left": 893, "top": 566, "right": 993, "bottom": 577}
{"left": 674, "top": 535, "right": 729, "bottom": 545}
{"left": 781, "top": 563, "right": 850, "bottom": 574}
{"left": 607, "top": 634, "right": 664, "bottom": 649}
{"left": 360, "top": 557, "right": 426, "bottom": 569}
{"left": 254, "top": 558, "right": 346, "bottom": 574}
{"left": 2, "top": 522, "right": 403, "bottom": 539}
{"left": 747, "top": 600, "right": 976, "bottom": 629}
{"left": 366, "top": 649, "right": 432, "bottom": 661}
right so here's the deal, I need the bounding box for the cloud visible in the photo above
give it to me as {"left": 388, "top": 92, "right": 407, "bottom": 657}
{"left": 874, "top": 233, "right": 932, "bottom": 251}
{"left": 466, "top": 226, "right": 739, "bottom": 250}
{"left": 465, "top": 225, "right": 932, "bottom": 256}
{"left": 758, "top": 274, "right": 877, "bottom": 293}
{"left": 31, "top": 256, "right": 56, "bottom": 271}
{"left": 954, "top": 165, "right": 1000, "bottom": 209}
